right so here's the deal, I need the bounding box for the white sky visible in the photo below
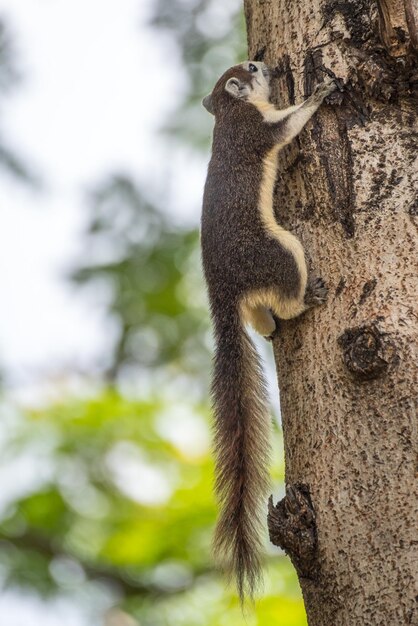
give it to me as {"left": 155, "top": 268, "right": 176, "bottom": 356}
{"left": 0, "top": 0, "right": 206, "bottom": 391}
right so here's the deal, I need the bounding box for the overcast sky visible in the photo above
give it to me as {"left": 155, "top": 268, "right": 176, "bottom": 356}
{"left": 0, "top": 0, "right": 206, "bottom": 394}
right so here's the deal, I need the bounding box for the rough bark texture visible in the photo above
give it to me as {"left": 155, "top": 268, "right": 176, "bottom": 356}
{"left": 243, "top": 1, "right": 418, "bottom": 624}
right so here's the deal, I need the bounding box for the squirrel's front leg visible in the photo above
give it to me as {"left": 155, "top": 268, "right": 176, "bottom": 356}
{"left": 263, "top": 79, "right": 336, "bottom": 144}
{"left": 279, "top": 79, "right": 337, "bottom": 144}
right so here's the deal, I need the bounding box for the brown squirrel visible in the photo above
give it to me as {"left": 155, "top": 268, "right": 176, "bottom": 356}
{"left": 201, "top": 60, "right": 336, "bottom": 601}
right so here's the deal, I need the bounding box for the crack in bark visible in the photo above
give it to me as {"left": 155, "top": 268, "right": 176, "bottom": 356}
{"left": 303, "top": 50, "right": 327, "bottom": 97}
{"left": 359, "top": 278, "right": 378, "bottom": 304}
{"left": 254, "top": 46, "right": 266, "bottom": 61}
{"left": 298, "top": 50, "right": 359, "bottom": 238}
{"left": 273, "top": 54, "right": 295, "bottom": 104}
{"left": 322, "top": 0, "right": 377, "bottom": 48}
{"left": 377, "top": 0, "right": 413, "bottom": 56}
{"left": 323, "top": 0, "right": 418, "bottom": 101}
{"left": 310, "top": 113, "right": 356, "bottom": 238}
{"left": 335, "top": 277, "right": 347, "bottom": 296}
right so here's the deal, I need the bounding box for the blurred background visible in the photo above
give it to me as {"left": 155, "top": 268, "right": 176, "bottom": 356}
{"left": 0, "top": 1, "right": 306, "bottom": 624}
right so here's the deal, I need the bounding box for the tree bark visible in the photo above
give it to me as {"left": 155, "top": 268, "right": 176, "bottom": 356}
{"left": 243, "top": 1, "right": 418, "bottom": 624}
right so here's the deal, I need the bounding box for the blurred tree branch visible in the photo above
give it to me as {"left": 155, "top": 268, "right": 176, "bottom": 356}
{"left": 150, "top": 0, "right": 246, "bottom": 147}
{"left": 0, "top": 17, "right": 41, "bottom": 186}
{"left": 1, "top": 529, "right": 213, "bottom": 598}
{"left": 72, "top": 175, "right": 209, "bottom": 382}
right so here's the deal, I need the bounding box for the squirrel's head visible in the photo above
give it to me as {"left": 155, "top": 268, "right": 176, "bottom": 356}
{"left": 202, "top": 61, "right": 271, "bottom": 116}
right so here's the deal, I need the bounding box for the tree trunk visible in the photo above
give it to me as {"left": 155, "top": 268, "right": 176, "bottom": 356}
{"left": 243, "top": 1, "right": 418, "bottom": 624}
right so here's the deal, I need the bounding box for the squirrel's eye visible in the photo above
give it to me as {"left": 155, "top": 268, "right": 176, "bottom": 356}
{"left": 248, "top": 63, "right": 257, "bottom": 73}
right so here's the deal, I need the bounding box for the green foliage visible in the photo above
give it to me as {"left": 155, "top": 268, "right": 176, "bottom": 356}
{"left": 0, "top": 391, "right": 306, "bottom": 625}
{"left": 72, "top": 176, "right": 210, "bottom": 380}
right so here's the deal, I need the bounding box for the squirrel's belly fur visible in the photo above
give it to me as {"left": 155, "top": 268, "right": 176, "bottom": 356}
{"left": 258, "top": 145, "right": 308, "bottom": 302}
{"left": 240, "top": 145, "right": 308, "bottom": 321}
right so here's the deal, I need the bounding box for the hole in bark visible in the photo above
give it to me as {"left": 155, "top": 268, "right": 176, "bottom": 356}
{"left": 408, "top": 199, "right": 418, "bottom": 216}
{"left": 335, "top": 277, "right": 346, "bottom": 296}
{"left": 254, "top": 46, "right": 266, "bottom": 61}
{"left": 359, "top": 278, "right": 377, "bottom": 304}
{"left": 337, "top": 324, "right": 394, "bottom": 380}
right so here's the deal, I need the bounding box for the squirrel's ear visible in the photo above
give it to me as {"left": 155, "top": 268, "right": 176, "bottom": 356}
{"left": 225, "top": 77, "right": 243, "bottom": 98}
{"left": 202, "top": 93, "right": 214, "bottom": 115}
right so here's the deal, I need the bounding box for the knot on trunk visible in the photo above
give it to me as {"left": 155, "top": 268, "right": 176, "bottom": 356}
{"left": 268, "top": 484, "right": 318, "bottom": 579}
{"left": 338, "top": 324, "right": 392, "bottom": 380}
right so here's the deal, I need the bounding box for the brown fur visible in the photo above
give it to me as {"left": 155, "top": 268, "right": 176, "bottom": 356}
{"left": 211, "top": 301, "right": 270, "bottom": 600}
{"left": 201, "top": 62, "right": 332, "bottom": 602}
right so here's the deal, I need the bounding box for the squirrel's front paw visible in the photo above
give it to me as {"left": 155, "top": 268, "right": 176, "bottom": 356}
{"left": 304, "top": 276, "right": 328, "bottom": 307}
{"left": 313, "top": 79, "right": 337, "bottom": 101}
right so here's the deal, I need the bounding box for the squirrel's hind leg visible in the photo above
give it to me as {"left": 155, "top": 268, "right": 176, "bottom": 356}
{"left": 242, "top": 289, "right": 305, "bottom": 328}
{"left": 241, "top": 302, "right": 276, "bottom": 337}
{"left": 241, "top": 277, "right": 327, "bottom": 340}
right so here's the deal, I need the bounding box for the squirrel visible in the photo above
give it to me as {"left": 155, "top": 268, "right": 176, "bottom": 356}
{"left": 200, "top": 60, "right": 337, "bottom": 602}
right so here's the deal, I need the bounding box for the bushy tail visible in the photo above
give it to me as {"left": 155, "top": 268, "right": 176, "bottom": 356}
{"left": 211, "top": 301, "right": 271, "bottom": 603}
